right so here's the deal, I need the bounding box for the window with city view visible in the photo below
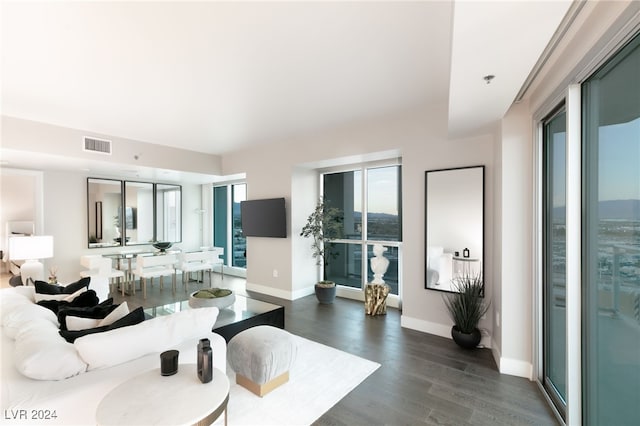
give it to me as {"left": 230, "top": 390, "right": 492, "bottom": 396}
{"left": 322, "top": 164, "right": 402, "bottom": 295}
{"left": 213, "top": 183, "right": 247, "bottom": 269}
{"left": 542, "top": 106, "right": 567, "bottom": 418}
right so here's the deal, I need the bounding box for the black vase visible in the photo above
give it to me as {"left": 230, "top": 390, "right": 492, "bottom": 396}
{"left": 451, "top": 326, "right": 481, "bottom": 349}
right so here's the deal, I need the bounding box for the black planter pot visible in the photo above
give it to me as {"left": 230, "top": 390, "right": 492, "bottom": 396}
{"left": 315, "top": 283, "right": 336, "bottom": 304}
{"left": 451, "top": 326, "right": 481, "bottom": 349}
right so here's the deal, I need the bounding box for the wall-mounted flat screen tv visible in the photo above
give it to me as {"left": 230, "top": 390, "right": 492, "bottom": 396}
{"left": 240, "top": 197, "right": 286, "bottom": 238}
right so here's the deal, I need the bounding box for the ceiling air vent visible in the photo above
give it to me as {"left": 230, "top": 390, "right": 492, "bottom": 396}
{"left": 83, "top": 136, "right": 112, "bottom": 155}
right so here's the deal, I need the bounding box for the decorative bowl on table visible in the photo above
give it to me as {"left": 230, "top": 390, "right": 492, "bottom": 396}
{"left": 152, "top": 242, "right": 173, "bottom": 252}
{"left": 189, "top": 288, "right": 235, "bottom": 309}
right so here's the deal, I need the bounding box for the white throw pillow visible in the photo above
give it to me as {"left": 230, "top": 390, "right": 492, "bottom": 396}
{"left": 98, "top": 302, "right": 129, "bottom": 327}
{"left": 65, "top": 302, "right": 129, "bottom": 331}
{"left": 64, "top": 287, "right": 87, "bottom": 301}
{"left": 14, "top": 319, "right": 88, "bottom": 380}
{"left": 66, "top": 316, "right": 101, "bottom": 331}
{"left": 75, "top": 307, "right": 219, "bottom": 370}
{"left": 11, "top": 285, "right": 36, "bottom": 302}
{"left": 0, "top": 291, "right": 33, "bottom": 326}
{"left": 34, "top": 287, "right": 87, "bottom": 303}
{"left": 3, "top": 303, "right": 58, "bottom": 339}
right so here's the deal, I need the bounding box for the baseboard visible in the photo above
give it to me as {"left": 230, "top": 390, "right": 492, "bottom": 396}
{"left": 400, "top": 315, "right": 451, "bottom": 339}
{"left": 336, "top": 286, "right": 365, "bottom": 301}
{"left": 400, "top": 315, "right": 493, "bottom": 348}
{"left": 491, "top": 338, "right": 502, "bottom": 372}
{"left": 490, "top": 342, "right": 533, "bottom": 379}
{"left": 291, "top": 286, "right": 315, "bottom": 300}
{"left": 498, "top": 356, "right": 533, "bottom": 379}
{"left": 245, "top": 282, "right": 314, "bottom": 300}
{"left": 217, "top": 265, "right": 246, "bottom": 279}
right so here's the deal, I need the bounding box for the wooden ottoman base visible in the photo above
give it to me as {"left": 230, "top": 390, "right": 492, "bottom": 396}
{"left": 236, "top": 371, "right": 289, "bottom": 397}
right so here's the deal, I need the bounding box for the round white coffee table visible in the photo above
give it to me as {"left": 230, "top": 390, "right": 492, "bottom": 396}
{"left": 96, "top": 364, "right": 229, "bottom": 426}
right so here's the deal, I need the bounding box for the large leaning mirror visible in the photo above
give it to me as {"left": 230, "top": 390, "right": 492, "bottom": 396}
{"left": 155, "top": 183, "right": 182, "bottom": 243}
{"left": 124, "top": 181, "right": 154, "bottom": 245}
{"left": 87, "top": 178, "right": 123, "bottom": 248}
{"left": 425, "top": 166, "right": 484, "bottom": 293}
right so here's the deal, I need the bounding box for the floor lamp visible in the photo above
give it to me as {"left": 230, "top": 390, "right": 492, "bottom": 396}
{"left": 9, "top": 236, "right": 54, "bottom": 285}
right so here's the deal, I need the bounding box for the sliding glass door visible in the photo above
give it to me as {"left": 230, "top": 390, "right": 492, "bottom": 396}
{"left": 582, "top": 33, "right": 640, "bottom": 425}
{"left": 540, "top": 31, "right": 640, "bottom": 425}
{"left": 542, "top": 106, "right": 567, "bottom": 419}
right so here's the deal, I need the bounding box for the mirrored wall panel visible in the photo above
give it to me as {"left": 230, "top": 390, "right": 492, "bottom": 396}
{"left": 155, "top": 184, "right": 182, "bottom": 243}
{"left": 124, "top": 181, "right": 154, "bottom": 245}
{"left": 425, "top": 166, "right": 484, "bottom": 293}
{"left": 87, "top": 178, "right": 123, "bottom": 248}
{"left": 87, "top": 179, "right": 182, "bottom": 248}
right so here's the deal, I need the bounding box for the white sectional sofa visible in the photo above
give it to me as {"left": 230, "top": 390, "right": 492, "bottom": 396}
{"left": 0, "top": 285, "right": 226, "bottom": 426}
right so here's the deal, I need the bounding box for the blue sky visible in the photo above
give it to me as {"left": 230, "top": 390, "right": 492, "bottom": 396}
{"left": 598, "top": 117, "right": 640, "bottom": 201}
{"left": 552, "top": 116, "right": 639, "bottom": 207}
{"left": 351, "top": 166, "right": 400, "bottom": 215}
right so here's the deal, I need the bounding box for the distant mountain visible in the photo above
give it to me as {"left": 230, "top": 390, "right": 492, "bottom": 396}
{"left": 599, "top": 199, "right": 640, "bottom": 220}
{"left": 324, "top": 211, "right": 396, "bottom": 220}
{"left": 553, "top": 199, "right": 640, "bottom": 221}
{"left": 357, "top": 212, "right": 398, "bottom": 220}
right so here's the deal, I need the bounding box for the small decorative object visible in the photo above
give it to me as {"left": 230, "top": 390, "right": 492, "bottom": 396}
{"left": 300, "top": 198, "right": 343, "bottom": 304}
{"left": 454, "top": 251, "right": 460, "bottom": 257}
{"left": 370, "top": 244, "right": 389, "bottom": 284}
{"left": 365, "top": 283, "right": 391, "bottom": 315}
{"left": 442, "top": 274, "right": 489, "bottom": 349}
{"left": 463, "top": 248, "right": 470, "bottom": 258}
{"left": 197, "top": 338, "right": 213, "bottom": 384}
{"left": 160, "top": 350, "right": 179, "bottom": 376}
{"left": 365, "top": 244, "right": 391, "bottom": 316}
{"left": 48, "top": 266, "right": 58, "bottom": 285}
{"left": 189, "top": 288, "right": 235, "bottom": 309}
{"left": 153, "top": 241, "right": 173, "bottom": 253}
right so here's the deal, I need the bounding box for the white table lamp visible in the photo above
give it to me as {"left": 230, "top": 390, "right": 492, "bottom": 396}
{"left": 9, "top": 236, "right": 54, "bottom": 285}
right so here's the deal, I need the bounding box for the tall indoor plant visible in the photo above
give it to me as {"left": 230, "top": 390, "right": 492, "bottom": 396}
{"left": 443, "top": 274, "right": 489, "bottom": 349}
{"left": 300, "top": 199, "right": 342, "bottom": 304}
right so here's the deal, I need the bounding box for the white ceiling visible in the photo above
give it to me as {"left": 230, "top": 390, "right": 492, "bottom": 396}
{"left": 1, "top": 1, "right": 572, "bottom": 161}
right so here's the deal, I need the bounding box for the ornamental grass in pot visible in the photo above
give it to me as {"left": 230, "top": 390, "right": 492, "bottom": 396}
{"left": 443, "top": 274, "right": 489, "bottom": 349}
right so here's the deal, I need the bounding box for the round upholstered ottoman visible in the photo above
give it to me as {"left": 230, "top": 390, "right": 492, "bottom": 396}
{"left": 227, "top": 325, "right": 297, "bottom": 397}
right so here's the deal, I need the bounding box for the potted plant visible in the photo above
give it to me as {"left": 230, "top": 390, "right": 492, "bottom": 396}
{"left": 300, "top": 199, "right": 342, "bottom": 304}
{"left": 443, "top": 274, "right": 489, "bottom": 349}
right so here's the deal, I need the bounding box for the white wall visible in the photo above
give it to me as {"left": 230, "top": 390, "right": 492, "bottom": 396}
{"left": 495, "top": 101, "right": 534, "bottom": 378}
{"left": 2, "top": 116, "right": 222, "bottom": 175}
{"left": 0, "top": 168, "right": 42, "bottom": 273}
{"left": 1, "top": 117, "right": 213, "bottom": 283}
{"left": 42, "top": 171, "right": 88, "bottom": 282}
{"left": 33, "top": 170, "right": 203, "bottom": 284}
{"left": 492, "top": 125, "right": 504, "bottom": 357}
{"left": 181, "top": 183, "right": 205, "bottom": 252}
{"left": 222, "top": 103, "right": 496, "bottom": 346}
{"left": 0, "top": 172, "right": 37, "bottom": 227}
{"left": 291, "top": 167, "right": 320, "bottom": 298}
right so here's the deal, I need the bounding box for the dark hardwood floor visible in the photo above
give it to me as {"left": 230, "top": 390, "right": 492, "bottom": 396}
{"left": 112, "top": 275, "right": 559, "bottom": 426}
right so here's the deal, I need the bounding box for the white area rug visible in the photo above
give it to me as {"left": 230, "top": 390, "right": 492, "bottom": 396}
{"left": 215, "top": 335, "right": 380, "bottom": 425}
